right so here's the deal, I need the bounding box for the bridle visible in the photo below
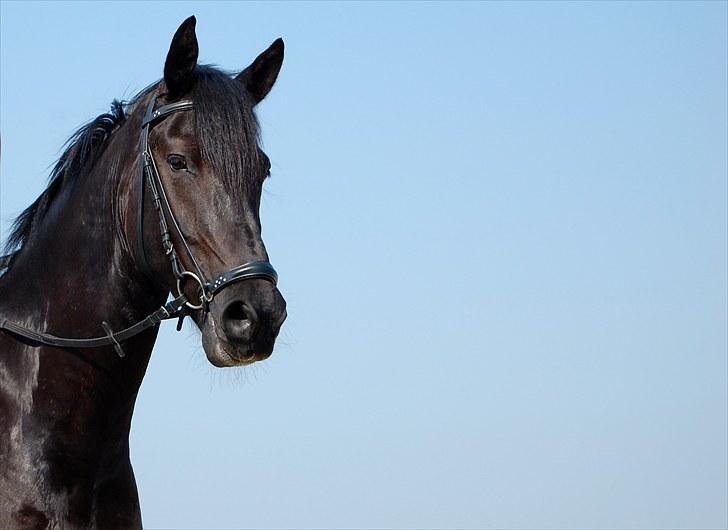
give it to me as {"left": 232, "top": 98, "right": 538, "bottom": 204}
{"left": 137, "top": 94, "right": 277, "bottom": 310}
{"left": 0, "top": 94, "right": 278, "bottom": 357}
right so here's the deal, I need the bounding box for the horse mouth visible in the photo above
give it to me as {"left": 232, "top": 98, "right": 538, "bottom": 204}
{"left": 217, "top": 341, "right": 271, "bottom": 367}
{"left": 199, "top": 312, "right": 274, "bottom": 367}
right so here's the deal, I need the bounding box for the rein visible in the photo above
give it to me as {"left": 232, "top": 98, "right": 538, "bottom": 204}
{"left": 0, "top": 95, "right": 277, "bottom": 358}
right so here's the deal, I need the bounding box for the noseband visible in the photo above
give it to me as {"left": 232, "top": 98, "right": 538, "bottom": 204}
{"left": 0, "top": 94, "right": 278, "bottom": 357}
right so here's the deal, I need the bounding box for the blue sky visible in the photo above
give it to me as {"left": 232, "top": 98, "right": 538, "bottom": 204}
{"left": 1, "top": 2, "right": 726, "bottom": 528}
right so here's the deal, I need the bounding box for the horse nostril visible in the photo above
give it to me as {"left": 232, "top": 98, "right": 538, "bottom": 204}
{"left": 222, "top": 301, "right": 258, "bottom": 343}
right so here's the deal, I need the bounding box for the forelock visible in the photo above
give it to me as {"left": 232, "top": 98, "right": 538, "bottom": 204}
{"left": 189, "top": 65, "right": 261, "bottom": 199}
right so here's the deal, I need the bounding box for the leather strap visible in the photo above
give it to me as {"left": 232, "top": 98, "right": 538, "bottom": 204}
{"left": 135, "top": 96, "right": 194, "bottom": 287}
{"left": 141, "top": 100, "right": 193, "bottom": 127}
{"left": 0, "top": 294, "right": 187, "bottom": 355}
{"left": 208, "top": 261, "right": 278, "bottom": 295}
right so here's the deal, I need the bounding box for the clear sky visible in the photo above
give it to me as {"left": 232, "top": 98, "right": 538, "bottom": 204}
{"left": 1, "top": 2, "right": 726, "bottom": 529}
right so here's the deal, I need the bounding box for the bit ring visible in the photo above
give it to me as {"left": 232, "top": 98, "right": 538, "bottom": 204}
{"left": 176, "top": 271, "right": 208, "bottom": 310}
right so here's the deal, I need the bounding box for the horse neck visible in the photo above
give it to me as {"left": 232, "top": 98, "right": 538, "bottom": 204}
{"left": 0, "top": 111, "right": 166, "bottom": 415}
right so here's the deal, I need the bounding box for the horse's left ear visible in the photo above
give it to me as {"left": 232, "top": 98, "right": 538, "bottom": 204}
{"left": 236, "top": 38, "right": 284, "bottom": 104}
{"left": 164, "top": 16, "right": 199, "bottom": 98}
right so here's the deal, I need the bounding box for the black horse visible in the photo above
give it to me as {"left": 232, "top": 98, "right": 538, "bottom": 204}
{"left": 0, "top": 17, "right": 286, "bottom": 528}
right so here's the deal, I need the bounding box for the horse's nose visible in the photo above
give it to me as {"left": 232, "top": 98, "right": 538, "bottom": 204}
{"left": 272, "top": 308, "right": 288, "bottom": 336}
{"left": 221, "top": 300, "right": 258, "bottom": 343}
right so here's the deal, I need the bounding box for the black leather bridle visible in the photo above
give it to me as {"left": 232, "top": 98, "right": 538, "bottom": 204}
{"left": 0, "top": 94, "right": 278, "bottom": 357}
{"left": 137, "top": 94, "right": 277, "bottom": 310}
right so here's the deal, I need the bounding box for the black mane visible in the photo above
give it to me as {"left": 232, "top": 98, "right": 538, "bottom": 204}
{"left": 2, "top": 101, "right": 126, "bottom": 262}
{"left": 1, "top": 65, "right": 261, "bottom": 270}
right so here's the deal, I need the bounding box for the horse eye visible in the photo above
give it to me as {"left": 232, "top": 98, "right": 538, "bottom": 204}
{"left": 167, "top": 154, "right": 187, "bottom": 171}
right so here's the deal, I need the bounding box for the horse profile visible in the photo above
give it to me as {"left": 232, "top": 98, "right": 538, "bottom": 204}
{"left": 0, "top": 17, "right": 286, "bottom": 528}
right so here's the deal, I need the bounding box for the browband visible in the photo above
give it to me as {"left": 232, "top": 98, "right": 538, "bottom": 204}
{"left": 141, "top": 100, "right": 194, "bottom": 127}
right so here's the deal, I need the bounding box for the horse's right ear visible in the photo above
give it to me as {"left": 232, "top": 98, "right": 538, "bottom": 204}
{"left": 164, "top": 16, "right": 199, "bottom": 98}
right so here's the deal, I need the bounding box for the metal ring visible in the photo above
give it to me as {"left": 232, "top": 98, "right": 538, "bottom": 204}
{"left": 176, "top": 271, "right": 209, "bottom": 310}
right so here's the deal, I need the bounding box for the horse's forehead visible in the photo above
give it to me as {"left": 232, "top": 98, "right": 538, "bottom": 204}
{"left": 163, "top": 111, "right": 196, "bottom": 137}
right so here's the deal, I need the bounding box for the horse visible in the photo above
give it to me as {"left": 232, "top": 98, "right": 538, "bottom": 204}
{"left": 0, "top": 16, "right": 287, "bottom": 528}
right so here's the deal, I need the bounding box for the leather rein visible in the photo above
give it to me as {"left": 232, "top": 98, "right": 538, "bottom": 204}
{"left": 0, "top": 95, "right": 278, "bottom": 358}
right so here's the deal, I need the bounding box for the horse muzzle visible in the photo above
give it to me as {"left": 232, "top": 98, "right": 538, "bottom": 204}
{"left": 199, "top": 280, "right": 286, "bottom": 367}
